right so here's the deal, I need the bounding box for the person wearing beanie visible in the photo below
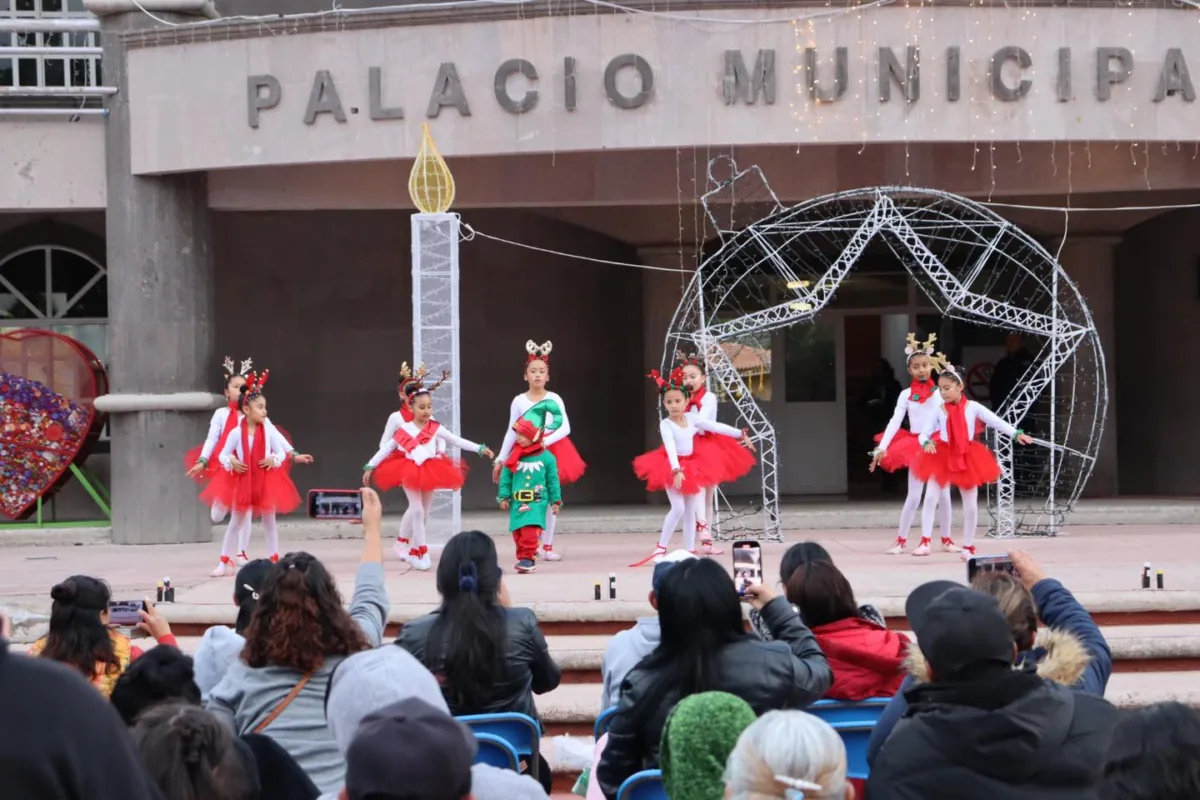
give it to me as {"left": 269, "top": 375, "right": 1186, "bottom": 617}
{"left": 660, "top": 692, "right": 757, "bottom": 800}
{"left": 497, "top": 410, "right": 562, "bottom": 574}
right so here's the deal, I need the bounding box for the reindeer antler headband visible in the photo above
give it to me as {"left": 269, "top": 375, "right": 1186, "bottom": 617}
{"left": 904, "top": 333, "right": 937, "bottom": 362}
{"left": 241, "top": 369, "right": 270, "bottom": 404}
{"left": 929, "top": 352, "right": 962, "bottom": 382}
{"left": 399, "top": 361, "right": 450, "bottom": 397}
{"left": 525, "top": 340, "right": 553, "bottom": 365}
{"left": 675, "top": 349, "right": 704, "bottom": 370}
{"left": 222, "top": 356, "right": 254, "bottom": 380}
{"left": 648, "top": 366, "right": 690, "bottom": 396}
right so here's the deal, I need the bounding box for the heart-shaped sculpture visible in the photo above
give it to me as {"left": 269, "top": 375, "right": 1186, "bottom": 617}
{"left": 0, "top": 329, "right": 108, "bottom": 520}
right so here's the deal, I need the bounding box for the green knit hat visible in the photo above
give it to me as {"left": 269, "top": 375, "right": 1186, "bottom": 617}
{"left": 660, "top": 691, "right": 758, "bottom": 800}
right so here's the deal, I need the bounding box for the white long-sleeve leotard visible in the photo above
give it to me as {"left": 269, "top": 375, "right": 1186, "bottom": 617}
{"left": 684, "top": 390, "right": 719, "bottom": 426}
{"left": 378, "top": 411, "right": 407, "bottom": 450}
{"left": 216, "top": 421, "right": 293, "bottom": 470}
{"left": 496, "top": 391, "right": 571, "bottom": 461}
{"left": 659, "top": 417, "right": 744, "bottom": 471}
{"left": 367, "top": 421, "right": 482, "bottom": 468}
{"left": 876, "top": 389, "right": 944, "bottom": 452}
{"left": 918, "top": 400, "right": 1018, "bottom": 445}
{"left": 199, "top": 407, "right": 240, "bottom": 461}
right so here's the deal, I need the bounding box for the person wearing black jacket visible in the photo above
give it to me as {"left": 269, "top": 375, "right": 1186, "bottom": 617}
{"left": 868, "top": 581, "right": 1118, "bottom": 800}
{"left": 596, "top": 557, "right": 832, "bottom": 800}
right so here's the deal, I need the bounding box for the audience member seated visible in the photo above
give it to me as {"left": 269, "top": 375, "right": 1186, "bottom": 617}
{"left": 342, "top": 698, "right": 477, "bottom": 800}
{"left": 132, "top": 702, "right": 258, "bottom": 800}
{"left": 206, "top": 488, "right": 389, "bottom": 795}
{"left": 660, "top": 691, "right": 757, "bottom": 800}
{"left": 397, "top": 530, "right": 560, "bottom": 792}
{"left": 724, "top": 710, "right": 852, "bottom": 800}
{"left": 867, "top": 581, "right": 1117, "bottom": 799}
{"left": 195, "top": 558, "right": 274, "bottom": 699}
{"left": 30, "top": 575, "right": 178, "bottom": 697}
{"left": 111, "top": 644, "right": 203, "bottom": 725}
{"left": 595, "top": 558, "right": 832, "bottom": 799}
{"left": 783, "top": 559, "right": 906, "bottom": 700}
{"left": 600, "top": 549, "right": 693, "bottom": 708}
{"left": 867, "top": 549, "right": 1113, "bottom": 765}
{"left": 0, "top": 634, "right": 163, "bottom": 800}
{"left": 1099, "top": 702, "right": 1200, "bottom": 800}
{"left": 322, "top": 645, "right": 546, "bottom": 800}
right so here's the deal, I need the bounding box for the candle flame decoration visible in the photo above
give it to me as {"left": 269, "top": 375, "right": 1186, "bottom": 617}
{"left": 408, "top": 123, "right": 456, "bottom": 214}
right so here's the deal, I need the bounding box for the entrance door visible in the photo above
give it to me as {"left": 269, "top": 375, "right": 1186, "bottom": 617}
{"left": 774, "top": 317, "right": 846, "bottom": 495}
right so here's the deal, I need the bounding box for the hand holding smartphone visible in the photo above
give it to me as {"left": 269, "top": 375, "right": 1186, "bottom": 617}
{"left": 966, "top": 554, "right": 1019, "bottom": 583}
{"left": 107, "top": 600, "right": 145, "bottom": 627}
{"left": 731, "top": 540, "right": 763, "bottom": 597}
{"left": 308, "top": 489, "right": 365, "bottom": 522}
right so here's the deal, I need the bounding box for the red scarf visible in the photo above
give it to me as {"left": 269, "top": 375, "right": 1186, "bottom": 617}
{"left": 505, "top": 442, "right": 545, "bottom": 472}
{"left": 399, "top": 404, "right": 414, "bottom": 423}
{"left": 909, "top": 379, "right": 935, "bottom": 404}
{"left": 943, "top": 399, "right": 972, "bottom": 472}
{"left": 393, "top": 420, "right": 440, "bottom": 454}
{"left": 684, "top": 386, "right": 707, "bottom": 412}
{"left": 234, "top": 420, "right": 268, "bottom": 508}
{"left": 212, "top": 402, "right": 240, "bottom": 453}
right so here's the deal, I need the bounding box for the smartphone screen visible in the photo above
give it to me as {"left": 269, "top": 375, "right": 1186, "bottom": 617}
{"left": 967, "top": 555, "right": 1017, "bottom": 583}
{"left": 731, "top": 540, "right": 763, "bottom": 596}
{"left": 108, "top": 600, "right": 143, "bottom": 627}
{"left": 308, "top": 489, "right": 364, "bottom": 521}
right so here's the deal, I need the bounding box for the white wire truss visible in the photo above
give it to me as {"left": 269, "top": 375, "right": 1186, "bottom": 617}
{"left": 411, "top": 213, "right": 462, "bottom": 540}
{"left": 663, "top": 160, "right": 1107, "bottom": 540}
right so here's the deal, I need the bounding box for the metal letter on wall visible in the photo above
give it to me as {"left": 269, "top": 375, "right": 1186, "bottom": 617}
{"left": 805, "top": 48, "right": 848, "bottom": 103}
{"left": 564, "top": 57, "right": 578, "bottom": 111}
{"left": 723, "top": 49, "right": 776, "bottom": 105}
{"left": 1095, "top": 47, "right": 1133, "bottom": 101}
{"left": 369, "top": 67, "right": 404, "bottom": 120}
{"left": 1057, "top": 48, "right": 1072, "bottom": 102}
{"left": 878, "top": 46, "right": 920, "bottom": 103}
{"left": 303, "top": 70, "right": 347, "bottom": 125}
{"left": 494, "top": 58, "right": 539, "bottom": 114}
{"left": 990, "top": 47, "right": 1033, "bottom": 102}
{"left": 604, "top": 54, "right": 654, "bottom": 110}
{"left": 1154, "top": 48, "right": 1197, "bottom": 102}
{"left": 947, "top": 47, "right": 961, "bottom": 102}
{"left": 247, "top": 74, "right": 281, "bottom": 129}
{"left": 426, "top": 62, "right": 472, "bottom": 118}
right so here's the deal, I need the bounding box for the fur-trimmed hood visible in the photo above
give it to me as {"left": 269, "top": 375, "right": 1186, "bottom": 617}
{"left": 904, "top": 626, "right": 1092, "bottom": 686}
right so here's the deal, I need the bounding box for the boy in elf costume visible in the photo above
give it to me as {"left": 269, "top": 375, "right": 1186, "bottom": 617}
{"left": 498, "top": 414, "right": 562, "bottom": 574}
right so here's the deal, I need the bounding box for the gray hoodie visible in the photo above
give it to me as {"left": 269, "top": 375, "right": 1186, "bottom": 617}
{"left": 600, "top": 617, "right": 660, "bottom": 709}
{"left": 205, "top": 562, "right": 390, "bottom": 795}
{"left": 319, "top": 645, "right": 547, "bottom": 800}
{"left": 194, "top": 625, "right": 245, "bottom": 701}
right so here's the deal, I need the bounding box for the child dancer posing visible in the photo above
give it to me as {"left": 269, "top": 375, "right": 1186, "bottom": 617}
{"left": 378, "top": 370, "right": 422, "bottom": 561}
{"left": 202, "top": 371, "right": 314, "bottom": 577}
{"left": 498, "top": 416, "right": 562, "bottom": 574}
{"left": 913, "top": 354, "right": 1033, "bottom": 560}
{"left": 363, "top": 363, "right": 494, "bottom": 571}
{"left": 869, "top": 334, "right": 955, "bottom": 557}
{"left": 185, "top": 357, "right": 251, "bottom": 531}
{"left": 678, "top": 351, "right": 757, "bottom": 556}
{"left": 631, "top": 367, "right": 756, "bottom": 566}
{"left": 492, "top": 340, "right": 586, "bottom": 562}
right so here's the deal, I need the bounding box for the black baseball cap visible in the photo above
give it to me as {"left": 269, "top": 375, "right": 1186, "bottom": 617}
{"left": 906, "top": 580, "right": 1015, "bottom": 679}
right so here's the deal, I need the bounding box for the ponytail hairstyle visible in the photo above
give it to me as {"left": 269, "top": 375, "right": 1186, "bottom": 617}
{"left": 233, "top": 559, "right": 273, "bottom": 635}
{"left": 39, "top": 575, "right": 119, "bottom": 681}
{"left": 131, "top": 703, "right": 256, "bottom": 800}
{"left": 427, "top": 530, "right": 508, "bottom": 709}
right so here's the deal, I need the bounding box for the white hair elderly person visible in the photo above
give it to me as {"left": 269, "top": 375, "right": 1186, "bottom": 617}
{"left": 723, "top": 710, "right": 853, "bottom": 800}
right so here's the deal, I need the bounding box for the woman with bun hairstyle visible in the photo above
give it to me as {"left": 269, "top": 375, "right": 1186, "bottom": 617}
{"left": 363, "top": 363, "right": 493, "bottom": 571}
{"left": 29, "top": 575, "right": 179, "bottom": 697}
{"left": 202, "top": 370, "right": 313, "bottom": 577}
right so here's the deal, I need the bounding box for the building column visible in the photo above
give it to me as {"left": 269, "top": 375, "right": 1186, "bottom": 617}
{"left": 1056, "top": 235, "right": 1119, "bottom": 497}
{"left": 90, "top": 1, "right": 218, "bottom": 544}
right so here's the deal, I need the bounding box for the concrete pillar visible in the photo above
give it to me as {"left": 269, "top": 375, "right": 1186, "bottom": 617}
{"left": 1057, "top": 235, "right": 1119, "bottom": 497}
{"left": 90, "top": 2, "right": 217, "bottom": 544}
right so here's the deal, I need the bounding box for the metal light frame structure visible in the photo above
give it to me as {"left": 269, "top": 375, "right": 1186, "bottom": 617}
{"left": 663, "top": 158, "right": 1106, "bottom": 541}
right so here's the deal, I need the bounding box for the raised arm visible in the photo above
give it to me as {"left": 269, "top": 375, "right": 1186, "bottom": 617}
{"left": 972, "top": 401, "right": 1019, "bottom": 438}
{"left": 198, "top": 409, "right": 228, "bottom": 461}
{"left": 365, "top": 438, "right": 397, "bottom": 469}
{"left": 437, "top": 426, "right": 485, "bottom": 455}
{"left": 495, "top": 396, "right": 523, "bottom": 461}
{"left": 217, "top": 426, "right": 240, "bottom": 470}
{"left": 694, "top": 418, "right": 745, "bottom": 440}
{"left": 659, "top": 418, "right": 680, "bottom": 471}
{"left": 541, "top": 393, "right": 572, "bottom": 446}
{"left": 875, "top": 392, "right": 909, "bottom": 452}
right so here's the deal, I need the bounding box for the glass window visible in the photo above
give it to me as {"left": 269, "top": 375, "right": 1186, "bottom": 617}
{"left": 784, "top": 320, "right": 837, "bottom": 403}
{"left": 0, "top": 0, "right": 100, "bottom": 90}
{"left": 719, "top": 332, "right": 772, "bottom": 403}
{"left": 0, "top": 249, "right": 46, "bottom": 319}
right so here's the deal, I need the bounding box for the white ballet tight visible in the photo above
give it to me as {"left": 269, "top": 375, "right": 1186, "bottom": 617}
{"left": 402, "top": 488, "right": 435, "bottom": 549}
{"left": 541, "top": 508, "right": 558, "bottom": 547}
{"left": 658, "top": 489, "right": 701, "bottom": 552}
{"left": 694, "top": 486, "right": 717, "bottom": 540}
{"left": 900, "top": 472, "right": 952, "bottom": 541}
{"left": 219, "top": 510, "right": 279, "bottom": 559}
{"left": 921, "top": 480, "right": 978, "bottom": 548}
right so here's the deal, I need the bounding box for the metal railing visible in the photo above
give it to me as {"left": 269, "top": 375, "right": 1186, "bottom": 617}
{"left": 0, "top": 10, "right": 110, "bottom": 116}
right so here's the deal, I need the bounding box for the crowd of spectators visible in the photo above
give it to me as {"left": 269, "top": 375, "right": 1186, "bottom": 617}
{"left": 2, "top": 495, "right": 1199, "bottom": 800}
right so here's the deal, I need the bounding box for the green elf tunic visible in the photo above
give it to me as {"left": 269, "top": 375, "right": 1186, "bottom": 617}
{"left": 497, "top": 401, "right": 564, "bottom": 531}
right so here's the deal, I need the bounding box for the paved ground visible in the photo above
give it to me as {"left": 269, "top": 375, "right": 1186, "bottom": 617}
{"left": 2, "top": 523, "right": 1198, "bottom": 621}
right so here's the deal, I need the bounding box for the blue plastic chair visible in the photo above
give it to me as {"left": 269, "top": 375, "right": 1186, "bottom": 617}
{"left": 831, "top": 721, "right": 875, "bottom": 781}
{"left": 473, "top": 733, "right": 521, "bottom": 772}
{"left": 456, "top": 713, "right": 542, "bottom": 781}
{"left": 808, "top": 697, "right": 892, "bottom": 726}
{"left": 594, "top": 705, "right": 619, "bottom": 739}
{"left": 617, "top": 769, "right": 667, "bottom": 800}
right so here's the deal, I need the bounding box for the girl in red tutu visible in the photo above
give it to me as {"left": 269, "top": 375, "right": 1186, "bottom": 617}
{"left": 376, "top": 369, "right": 423, "bottom": 562}
{"left": 678, "top": 351, "right": 757, "bottom": 556}
{"left": 491, "top": 340, "right": 586, "bottom": 562}
{"left": 913, "top": 354, "right": 1033, "bottom": 561}
{"left": 363, "top": 363, "right": 494, "bottom": 571}
{"left": 868, "top": 334, "right": 955, "bottom": 557}
{"left": 203, "top": 370, "right": 314, "bottom": 577}
{"left": 184, "top": 356, "right": 251, "bottom": 529}
{"left": 631, "top": 366, "right": 755, "bottom": 567}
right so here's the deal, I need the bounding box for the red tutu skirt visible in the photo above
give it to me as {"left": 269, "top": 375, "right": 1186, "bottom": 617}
{"left": 198, "top": 467, "right": 301, "bottom": 517}
{"left": 690, "top": 433, "right": 756, "bottom": 484}
{"left": 872, "top": 429, "right": 922, "bottom": 473}
{"left": 184, "top": 425, "right": 292, "bottom": 483}
{"left": 547, "top": 437, "right": 587, "bottom": 484}
{"left": 372, "top": 452, "right": 467, "bottom": 492}
{"left": 912, "top": 440, "right": 1001, "bottom": 490}
{"left": 632, "top": 447, "right": 725, "bottom": 496}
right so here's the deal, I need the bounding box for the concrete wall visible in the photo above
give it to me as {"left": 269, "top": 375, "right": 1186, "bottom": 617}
{"left": 1114, "top": 209, "right": 1200, "bottom": 495}
{"left": 0, "top": 122, "right": 106, "bottom": 211}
